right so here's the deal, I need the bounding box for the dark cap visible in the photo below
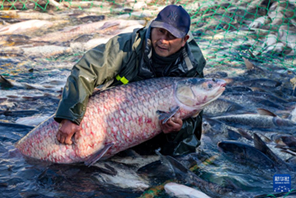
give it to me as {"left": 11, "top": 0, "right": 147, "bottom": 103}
{"left": 150, "top": 5, "right": 191, "bottom": 38}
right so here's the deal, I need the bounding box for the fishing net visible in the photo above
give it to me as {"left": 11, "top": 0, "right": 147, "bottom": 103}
{"left": 0, "top": 0, "right": 295, "bottom": 69}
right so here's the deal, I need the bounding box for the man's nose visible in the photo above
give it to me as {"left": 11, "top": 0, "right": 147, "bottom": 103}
{"left": 159, "top": 34, "right": 169, "bottom": 43}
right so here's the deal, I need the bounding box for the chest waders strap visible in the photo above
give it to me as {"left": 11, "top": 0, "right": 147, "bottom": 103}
{"left": 116, "top": 75, "right": 129, "bottom": 84}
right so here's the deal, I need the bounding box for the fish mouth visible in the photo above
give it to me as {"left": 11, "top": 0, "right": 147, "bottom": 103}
{"left": 217, "top": 80, "right": 227, "bottom": 87}
{"left": 199, "top": 86, "right": 225, "bottom": 106}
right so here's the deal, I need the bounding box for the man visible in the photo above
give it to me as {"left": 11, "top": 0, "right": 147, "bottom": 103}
{"left": 54, "top": 5, "right": 206, "bottom": 156}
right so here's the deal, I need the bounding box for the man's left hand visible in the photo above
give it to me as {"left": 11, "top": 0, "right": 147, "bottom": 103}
{"left": 160, "top": 113, "right": 183, "bottom": 134}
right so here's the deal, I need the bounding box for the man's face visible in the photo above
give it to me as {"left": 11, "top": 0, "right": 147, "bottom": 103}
{"left": 151, "top": 27, "right": 189, "bottom": 57}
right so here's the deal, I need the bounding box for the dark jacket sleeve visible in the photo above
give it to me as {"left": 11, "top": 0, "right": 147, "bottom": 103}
{"left": 54, "top": 35, "right": 131, "bottom": 125}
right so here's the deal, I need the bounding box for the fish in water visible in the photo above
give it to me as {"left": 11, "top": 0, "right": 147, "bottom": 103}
{"left": 0, "top": 20, "right": 54, "bottom": 35}
{"left": 212, "top": 113, "right": 296, "bottom": 132}
{"left": 217, "top": 140, "right": 276, "bottom": 169}
{"left": 15, "top": 77, "right": 226, "bottom": 165}
{"left": 156, "top": 150, "right": 237, "bottom": 197}
{"left": 253, "top": 133, "right": 295, "bottom": 171}
{"left": 92, "top": 160, "right": 150, "bottom": 191}
{"left": 164, "top": 182, "right": 212, "bottom": 198}
{"left": 221, "top": 93, "right": 287, "bottom": 112}
{"left": 203, "top": 98, "right": 244, "bottom": 116}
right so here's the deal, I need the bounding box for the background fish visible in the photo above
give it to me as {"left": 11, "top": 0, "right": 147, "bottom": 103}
{"left": 211, "top": 113, "right": 296, "bottom": 132}
{"left": 217, "top": 140, "right": 275, "bottom": 169}
{"left": 164, "top": 182, "right": 211, "bottom": 198}
{"left": 156, "top": 150, "right": 237, "bottom": 197}
{"left": 253, "top": 133, "right": 295, "bottom": 171}
{"left": 0, "top": 20, "right": 54, "bottom": 35}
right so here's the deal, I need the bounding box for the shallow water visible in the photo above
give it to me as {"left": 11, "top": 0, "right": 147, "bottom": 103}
{"left": 1, "top": 74, "right": 295, "bottom": 198}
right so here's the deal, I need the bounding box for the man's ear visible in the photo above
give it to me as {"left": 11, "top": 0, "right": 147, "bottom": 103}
{"left": 182, "top": 35, "right": 190, "bottom": 46}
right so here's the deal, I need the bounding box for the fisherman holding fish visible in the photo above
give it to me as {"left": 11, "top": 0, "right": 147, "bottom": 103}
{"left": 54, "top": 5, "right": 206, "bottom": 156}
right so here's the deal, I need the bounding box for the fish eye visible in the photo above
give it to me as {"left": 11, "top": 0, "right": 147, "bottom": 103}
{"left": 208, "top": 83, "right": 213, "bottom": 89}
{"left": 202, "top": 122, "right": 209, "bottom": 127}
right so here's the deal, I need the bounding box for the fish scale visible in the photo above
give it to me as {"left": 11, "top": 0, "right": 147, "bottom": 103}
{"left": 15, "top": 77, "right": 225, "bottom": 164}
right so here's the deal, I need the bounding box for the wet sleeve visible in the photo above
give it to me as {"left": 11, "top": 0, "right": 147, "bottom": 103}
{"left": 54, "top": 36, "right": 126, "bottom": 125}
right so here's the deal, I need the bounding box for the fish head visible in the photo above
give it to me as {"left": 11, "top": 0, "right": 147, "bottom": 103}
{"left": 174, "top": 78, "right": 226, "bottom": 111}
{"left": 202, "top": 118, "right": 225, "bottom": 136}
{"left": 217, "top": 141, "right": 246, "bottom": 157}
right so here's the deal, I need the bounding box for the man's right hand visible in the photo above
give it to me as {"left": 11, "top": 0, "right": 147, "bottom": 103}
{"left": 57, "top": 119, "right": 80, "bottom": 145}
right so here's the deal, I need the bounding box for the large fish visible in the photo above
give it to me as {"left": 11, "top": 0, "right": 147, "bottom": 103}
{"left": 15, "top": 77, "right": 226, "bottom": 165}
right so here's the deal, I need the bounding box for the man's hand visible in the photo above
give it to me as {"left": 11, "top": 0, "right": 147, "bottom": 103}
{"left": 57, "top": 119, "right": 80, "bottom": 145}
{"left": 160, "top": 113, "right": 183, "bottom": 134}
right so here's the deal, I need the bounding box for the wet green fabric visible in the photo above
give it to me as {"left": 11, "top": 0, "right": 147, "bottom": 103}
{"left": 54, "top": 24, "right": 206, "bottom": 156}
{"left": 54, "top": 28, "right": 143, "bottom": 124}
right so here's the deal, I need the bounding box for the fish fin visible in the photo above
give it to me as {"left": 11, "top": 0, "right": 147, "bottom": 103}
{"left": 254, "top": 133, "right": 292, "bottom": 170}
{"left": 250, "top": 87, "right": 265, "bottom": 92}
{"left": 237, "top": 128, "right": 253, "bottom": 140}
{"left": 155, "top": 149, "right": 189, "bottom": 180}
{"left": 227, "top": 129, "right": 242, "bottom": 140}
{"left": 89, "top": 164, "right": 118, "bottom": 176}
{"left": 257, "top": 108, "right": 277, "bottom": 117}
{"left": 84, "top": 143, "right": 113, "bottom": 167}
{"left": 280, "top": 148, "right": 296, "bottom": 156}
{"left": 281, "top": 136, "right": 296, "bottom": 147}
{"left": 275, "top": 144, "right": 287, "bottom": 149}
{"left": 242, "top": 57, "right": 255, "bottom": 70}
{"left": 23, "top": 83, "right": 38, "bottom": 90}
{"left": 157, "top": 106, "right": 180, "bottom": 124}
{"left": 0, "top": 74, "right": 13, "bottom": 88}
{"left": 253, "top": 133, "right": 269, "bottom": 156}
{"left": 257, "top": 133, "right": 272, "bottom": 143}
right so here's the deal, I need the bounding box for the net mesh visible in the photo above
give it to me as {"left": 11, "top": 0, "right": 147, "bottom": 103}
{"left": 0, "top": 0, "right": 295, "bottom": 70}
